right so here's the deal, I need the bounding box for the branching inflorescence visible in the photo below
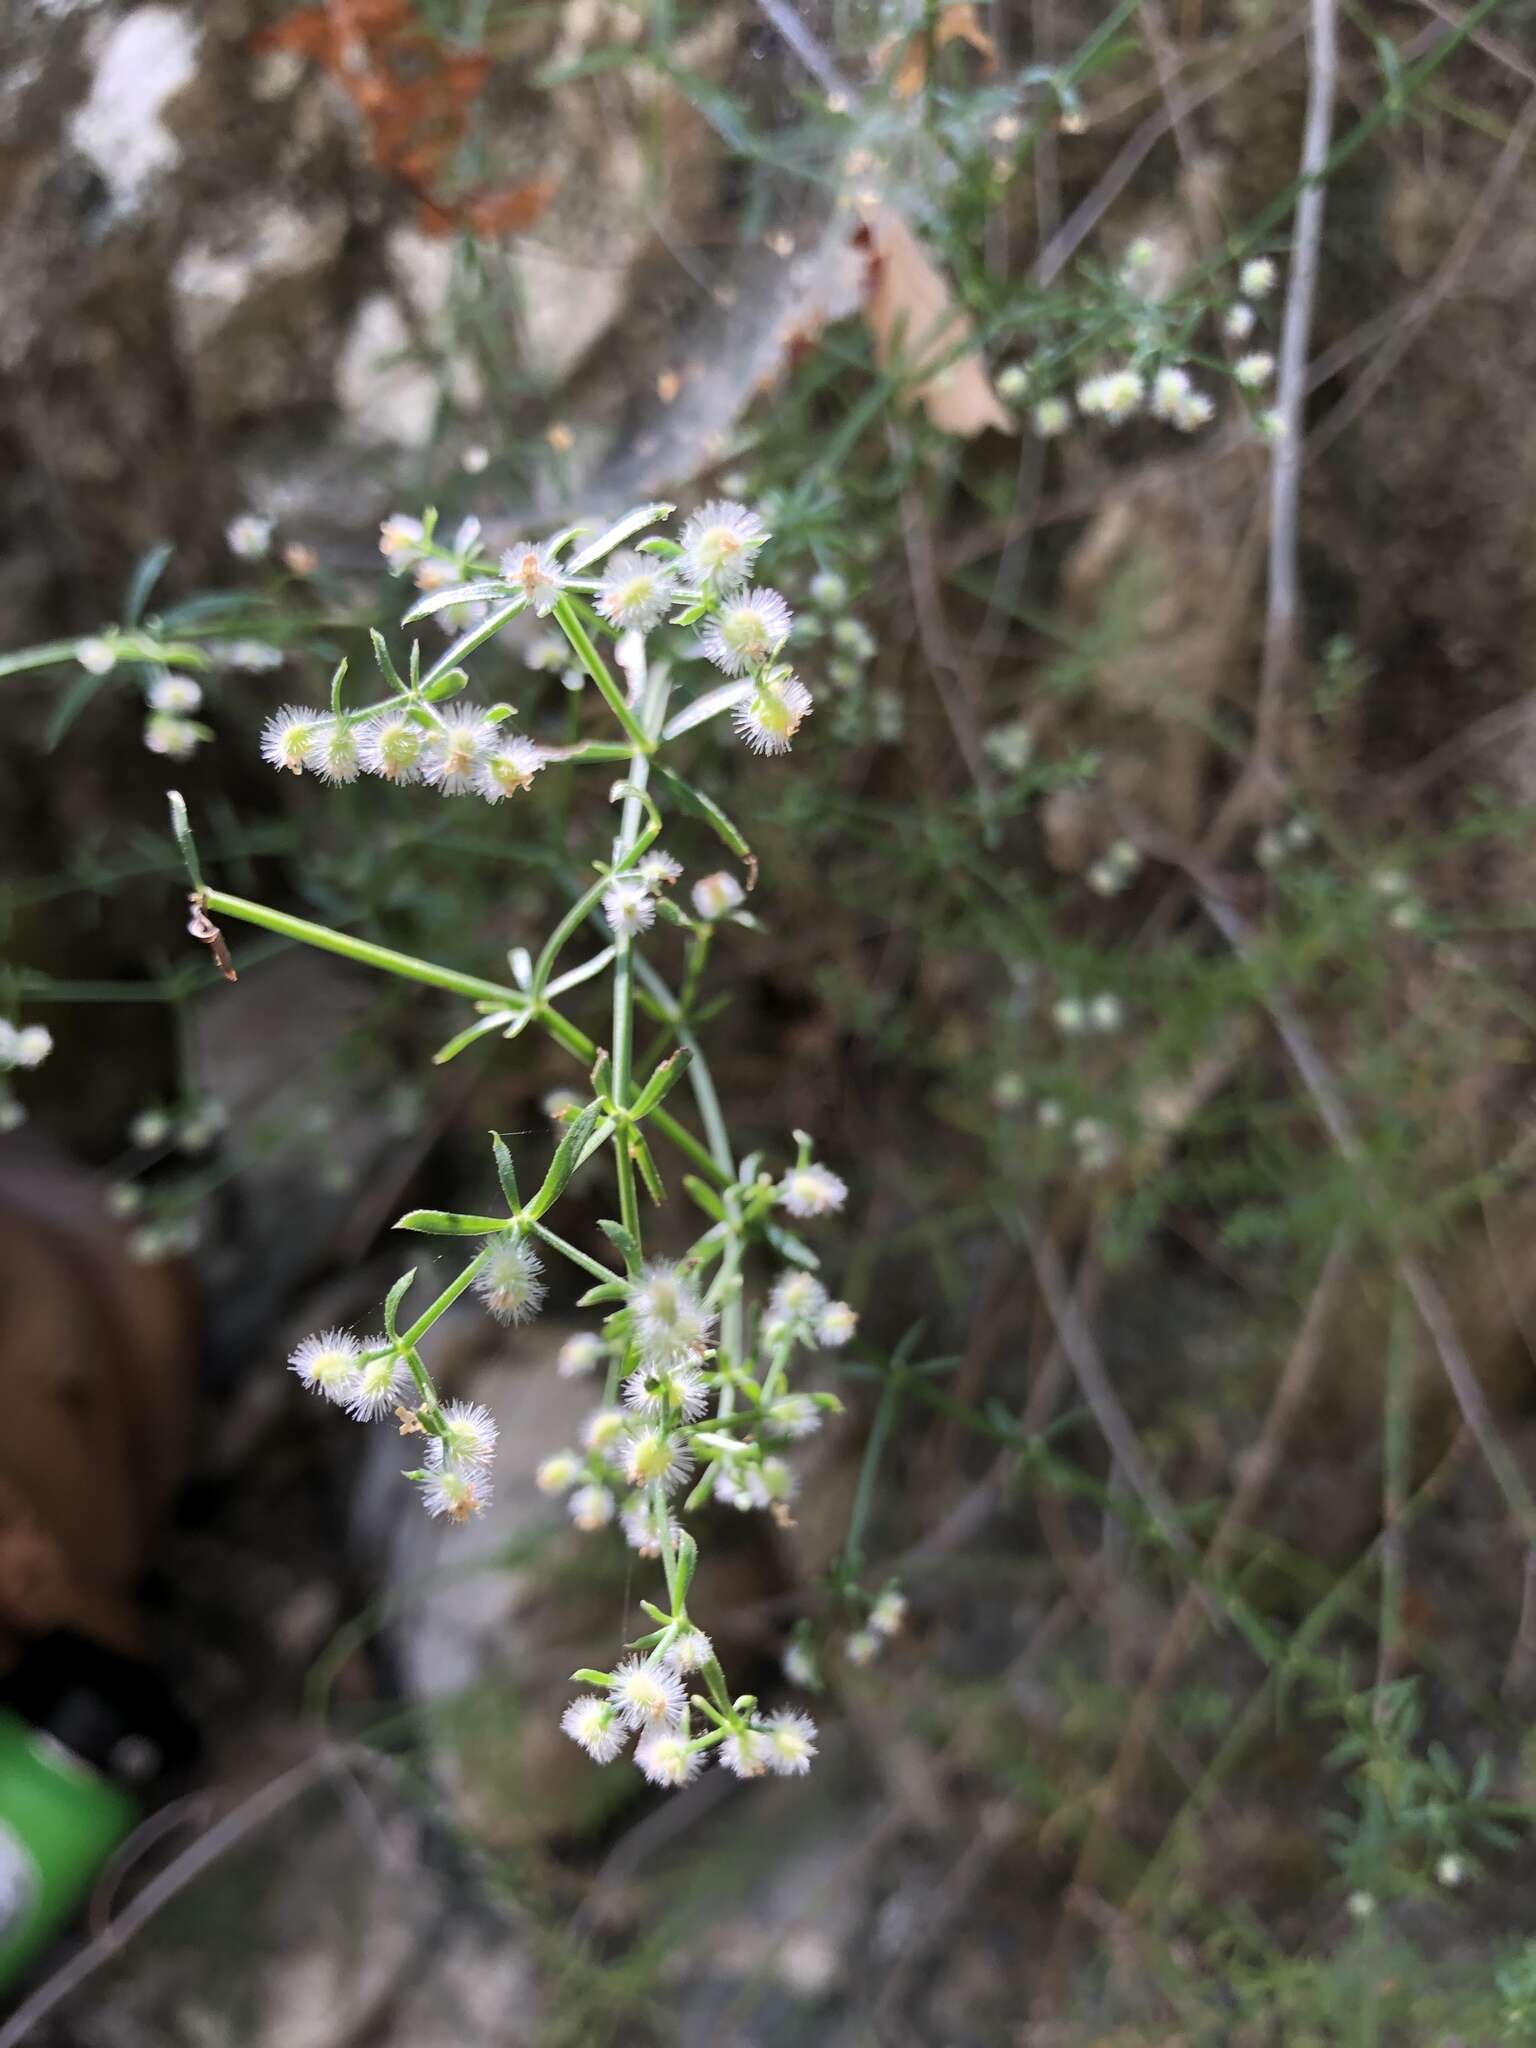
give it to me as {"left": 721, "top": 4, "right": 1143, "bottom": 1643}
{"left": 183, "top": 499, "right": 855, "bottom": 1789}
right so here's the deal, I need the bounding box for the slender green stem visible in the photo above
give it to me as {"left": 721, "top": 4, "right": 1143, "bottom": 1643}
{"left": 202, "top": 889, "right": 520, "bottom": 1007}
{"left": 399, "top": 1243, "right": 497, "bottom": 1350}
{"left": 553, "top": 595, "right": 653, "bottom": 754}
{"left": 527, "top": 1218, "right": 622, "bottom": 1286}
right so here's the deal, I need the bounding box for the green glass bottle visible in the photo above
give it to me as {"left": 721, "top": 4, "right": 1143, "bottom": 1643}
{"left": 0, "top": 1708, "right": 139, "bottom": 1987}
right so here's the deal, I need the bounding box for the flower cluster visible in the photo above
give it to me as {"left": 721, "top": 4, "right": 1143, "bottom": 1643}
{"left": 997, "top": 247, "right": 1286, "bottom": 445}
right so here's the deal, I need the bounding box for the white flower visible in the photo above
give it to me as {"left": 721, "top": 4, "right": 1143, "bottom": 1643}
{"left": 106, "top": 1183, "right": 141, "bottom": 1219}
{"left": 419, "top": 1466, "right": 491, "bottom": 1523}
{"left": 561, "top": 1697, "right": 627, "bottom": 1763}
{"left": 680, "top": 499, "right": 768, "bottom": 592}
{"left": 1032, "top": 396, "right": 1072, "bottom": 438}
{"left": 1436, "top": 1853, "right": 1466, "bottom": 1888}
{"left": 580, "top": 1406, "right": 627, "bottom": 1453}
{"left": 421, "top": 706, "right": 493, "bottom": 795}
{"left": 776, "top": 1162, "right": 847, "bottom": 1219}
{"left": 663, "top": 1624, "right": 714, "bottom": 1673}
{"left": 609, "top": 1655, "right": 686, "bottom": 1729}
{"left": 983, "top": 721, "right": 1033, "bottom": 773}
{"left": 596, "top": 552, "right": 676, "bottom": 632}
{"left": 143, "top": 714, "right": 202, "bottom": 760}
{"left": 569, "top": 1482, "right": 616, "bottom": 1530}
{"left": 691, "top": 870, "right": 744, "bottom": 921}
{"left": 1346, "top": 1890, "right": 1375, "bottom": 1922}
{"left": 177, "top": 1098, "right": 228, "bottom": 1152}
{"left": 359, "top": 713, "right": 425, "bottom": 783}
{"left": 620, "top": 1427, "right": 693, "bottom": 1493}
{"left": 415, "top": 559, "right": 459, "bottom": 596}
{"left": 734, "top": 670, "right": 813, "bottom": 756}
{"left": 557, "top": 1333, "right": 604, "bottom": 1379}
{"left": 846, "top": 1628, "right": 881, "bottom": 1667}
{"left": 783, "top": 1640, "right": 819, "bottom": 1689}
{"left": 809, "top": 569, "right": 848, "bottom": 609}
{"left": 830, "top": 617, "right": 875, "bottom": 661}
{"left": 1053, "top": 995, "right": 1087, "bottom": 1035}
{"left": 767, "top": 1393, "right": 821, "bottom": 1439}
{"left": 870, "top": 1585, "right": 908, "bottom": 1638}
{"left": 0, "top": 1023, "right": 53, "bottom": 1071}
{"left": 721, "top": 1727, "right": 770, "bottom": 1778}
{"left": 1240, "top": 256, "right": 1278, "bottom": 298}
{"left": 603, "top": 879, "right": 655, "bottom": 938}
{"left": 76, "top": 636, "right": 116, "bottom": 675}
{"left": 817, "top": 1300, "right": 858, "bottom": 1348}
{"left": 628, "top": 1263, "right": 717, "bottom": 1368}
{"left": 130, "top": 1108, "right": 171, "bottom": 1147}
{"left": 700, "top": 587, "right": 795, "bottom": 675}
{"left": 620, "top": 1491, "right": 676, "bottom": 1555}
{"left": 306, "top": 719, "right": 361, "bottom": 785}
{"left": 260, "top": 705, "right": 320, "bottom": 774}
{"left": 288, "top": 1329, "right": 362, "bottom": 1404}
{"left": 762, "top": 1709, "right": 817, "bottom": 1775}
{"left": 1090, "top": 992, "right": 1123, "bottom": 1033}
{"left": 1257, "top": 408, "right": 1286, "bottom": 442}
{"left": 623, "top": 1362, "right": 710, "bottom": 1422}
{"left": 148, "top": 673, "right": 203, "bottom": 714}
{"left": 346, "top": 1351, "right": 410, "bottom": 1421}
{"left": 1076, "top": 368, "right": 1144, "bottom": 424}
{"left": 635, "top": 1727, "right": 704, "bottom": 1786}
{"left": 637, "top": 850, "right": 682, "bottom": 890}
{"left": 1149, "top": 366, "right": 1213, "bottom": 433}
{"left": 227, "top": 514, "right": 273, "bottom": 560}
{"left": 1223, "top": 301, "right": 1256, "bottom": 341}
{"left": 1234, "top": 352, "right": 1275, "bottom": 389}
{"left": 476, "top": 736, "right": 543, "bottom": 803}
{"left": 536, "top": 1451, "right": 581, "bottom": 1494}
{"left": 379, "top": 514, "right": 426, "bottom": 569}
{"left": 996, "top": 362, "right": 1030, "bottom": 405}
{"left": 499, "top": 540, "right": 565, "bottom": 616}
{"left": 768, "top": 1271, "right": 829, "bottom": 1327}
{"left": 428, "top": 1398, "right": 500, "bottom": 1470}
{"left": 474, "top": 1236, "right": 546, "bottom": 1325}
{"left": 1073, "top": 1117, "right": 1118, "bottom": 1171}
{"left": 212, "top": 639, "right": 283, "bottom": 672}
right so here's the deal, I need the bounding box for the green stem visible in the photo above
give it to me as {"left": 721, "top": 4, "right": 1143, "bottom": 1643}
{"left": 399, "top": 1243, "right": 497, "bottom": 1350}
{"left": 527, "top": 1219, "right": 622, "bottom": 1286}
{"left": 202, "top": 890, "right": 520, "bottom": 1007}
{"left": 553, "top": 595, "right": 653, "bottom": 754}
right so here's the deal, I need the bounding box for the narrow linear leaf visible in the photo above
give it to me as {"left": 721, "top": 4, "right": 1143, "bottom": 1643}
{"left": 525, "top": 1100, "right": 603, "bottom": 1220}
{"left": 568, "top": 502, "right": 675, "bottom": 573}
{"left": 432, "top": 1010, "right": 518, "bottom": 1065}
{"left": 383, "top": 1269, "right": 417, "bottom": 1340}
{"left": 661, "top": 680, "right": 753, "bottom": 742}
{"left": 652, "top": 765, "right": 752, "bottom": 862}
{"left": 631, "top": 1131, "right": 665, "bottom": 1206}
{"left": 394, "top": 1209, "right": 508, "bottom": 1235}
{"left": 491, "top": 1132, "right": 521, "bottom": 1213}
{"left": 763, "top": 1222, "right": 820, "bottom": 1271}
{"left": 402, "top": 579, "right": 513, "bottom": 624}
{"left": 682, "top": 1175, "right": 727, "bottom": 1222}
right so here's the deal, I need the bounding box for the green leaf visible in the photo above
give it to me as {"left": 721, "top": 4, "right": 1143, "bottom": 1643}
{"left": 598, "top": 1217, "right": 641, "bottom": 1265}
{"left": 569, "top": 1667, "right": 614, "bottom": 1688}
{"left": 568, "top": 502, "right": 674, "bottom": 573}
{"left": 402, "top": 579, "right": 513, "bottom": 624}
{"left": 383, "top": 1269, "right": 417, "bottom": 1340}
{"left": 661, "top": 680, "right": 752, "bottom": 742}
{"left": 578, "top": 1279, "right": 629, "bottom": 1307}
{"left": 631, "top": 1131, "right": 665, "bottom": 1205}
{"left": 491, "top": 1132, "right": 521, "bottom": 1213}
{"left": 328, "top": 656, "right": 350, "bottom": 718}
{"left": 45, "top": 668, "right": 114, "bottom": 753}
{"left": 683, "top": 1175, "right": 727, "bottom": 1222}
{"left": 763, "top": 1221, "right": 820, "bottom": 1271}
{"left": 651, "top": 765, "right": 752, "bottom": 863}
{"left": 370, "top": 629, "right": 406, "bottom": 692}
{"left": 630, "top": 1048, "right": 692, "bottom": 1119}
{"left": 124, "top": 541, "right": 174, "bottom": 626}
{"left": 524, "top": 1100, "right": 603, "bottom": 1221}
{"left": 420, "top": 597, "right": 527, "bottom": 688}
{"left": 395, "top": 1209, "right": 507, "bottom": 1235}
{"left": 432, "top": 1010, "right": 519, "bottom": 1065}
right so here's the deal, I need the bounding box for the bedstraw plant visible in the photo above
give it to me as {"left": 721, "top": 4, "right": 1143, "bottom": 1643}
{"left": 168, "top": 497, "right": 850, "bottom": 1792}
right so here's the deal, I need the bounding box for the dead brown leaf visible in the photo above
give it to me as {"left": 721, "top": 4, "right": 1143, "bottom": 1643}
{"left": 859, "top": 208, "right": 1012, "bottom": 438}
{"left": 877, "top": 4, "right": 1000, "bottom": 99}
